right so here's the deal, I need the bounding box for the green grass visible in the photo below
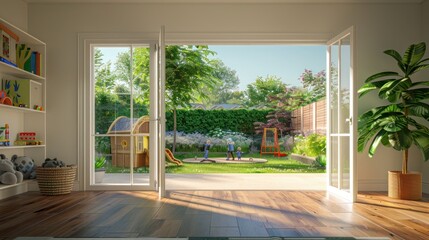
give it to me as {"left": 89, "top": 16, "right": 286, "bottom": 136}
{"left": 166, "top": 152, "right": 326, "bottom": 174}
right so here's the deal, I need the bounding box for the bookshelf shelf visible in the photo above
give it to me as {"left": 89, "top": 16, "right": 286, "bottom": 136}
{"left": 0, "top": 17, "right": 46, "bottom": 175}
{"left": 0, "top": 61, "right": 45, "bottom": 81}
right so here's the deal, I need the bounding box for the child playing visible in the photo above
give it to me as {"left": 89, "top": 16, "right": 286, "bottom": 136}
{"left": 236, "top": 147, "right": 242, "bottom": 161}
{"left": 226, "top": 138, "right": 235, "bottom": 160}
{"left": 203, "top": 140, "right": 211, "bottom": 160}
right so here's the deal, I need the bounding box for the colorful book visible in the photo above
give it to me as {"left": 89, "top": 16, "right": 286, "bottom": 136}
{"left": 30, "top": 51, "right": 36, "bottom": 74}
{"left": 23, "top": 48, "right": 32, "bottom": 72}
{"left": 0, "top": 57, "right": 17, "bottom": 67}
{"left": 36, "top": 52, "right": 41, "bottom": 76}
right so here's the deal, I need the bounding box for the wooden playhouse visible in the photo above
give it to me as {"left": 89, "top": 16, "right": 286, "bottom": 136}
{"left": 107, "top": 116, "right": 150, "bottom": 168}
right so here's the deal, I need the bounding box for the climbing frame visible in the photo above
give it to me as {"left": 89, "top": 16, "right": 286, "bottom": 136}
{"left": 260, "top": 128, "right": 280, "bottom": 156}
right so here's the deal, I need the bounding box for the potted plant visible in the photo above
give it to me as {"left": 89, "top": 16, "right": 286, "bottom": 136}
{"left": 94, "top": 155, "right": 106, "bottom": 183}
{"left": 358, "top": 42, "right": 429, "bottom": 200}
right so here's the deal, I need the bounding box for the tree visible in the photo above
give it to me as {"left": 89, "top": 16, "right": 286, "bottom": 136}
{"left": 202, "top": 61, "right": 242, "bottom": 105}
{"left": 244, "top": 75, "right": 287, "bottom": 108}
{"left": 165, "top": 46, "right": 219, "bottom": 152}
{"left": 125, "top": 45, "right": 220, "bottom": 152}
{"left": 299, "top": 69, "right": 326, "bottom": 101}
{"left": 254, "top": 86, "right": 313, "bottom": 137}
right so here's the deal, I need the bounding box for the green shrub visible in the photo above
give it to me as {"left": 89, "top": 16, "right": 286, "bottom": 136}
{"left": 166, "top": 109, "right": 271, "bottom": 135}
{"left": 314, "top": 155, "right": 326, "bottom": 168}
{"left": 292, "top": 133, "right": 326, "bottom": 157}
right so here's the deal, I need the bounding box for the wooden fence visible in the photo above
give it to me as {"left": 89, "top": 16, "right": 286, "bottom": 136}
{"left": 291, "top": 99, "right": 326, "bottom": 134}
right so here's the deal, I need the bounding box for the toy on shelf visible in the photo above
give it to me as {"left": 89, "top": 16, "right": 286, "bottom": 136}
{"left": 0, "top": 90, "right": 12, "bottom": 106}
{"left": 34, "top": 105, "right": 43, "bottom": 111}
{"left": 2, "top": 79, "right": 43, "bottom": 108}
{"left": 0, "top": 124, "right": 10, "bottom": 146}
{"left": 14, "top": 132, "right": 43, "bottom": 146}
{"left": 0, "top": 23, "right": 19, "bottom": 67}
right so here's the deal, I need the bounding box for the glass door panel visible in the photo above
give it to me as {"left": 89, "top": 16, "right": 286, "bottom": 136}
{"left": 91, "top": 44, "right": 155, "bottom": 189}
{"left": 327, "top": 27, "right": 356, "bottom": 202}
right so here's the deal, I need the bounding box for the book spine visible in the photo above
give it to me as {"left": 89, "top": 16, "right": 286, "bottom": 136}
{"left": 24, "top": 48, "right": 32, "bottom": 72}
{"left": 31, "top": 51, "right": 36, "bottom": 74}
{"left": 0, "top": 57, "right": 17, "bottom": 67}
{"left": 36, "top": 52, "right": 41, "bottom": 76}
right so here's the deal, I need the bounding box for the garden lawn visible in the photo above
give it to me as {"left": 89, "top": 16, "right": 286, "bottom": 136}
{"left": 166, "top": 153, "right": 325, "bottom": 174}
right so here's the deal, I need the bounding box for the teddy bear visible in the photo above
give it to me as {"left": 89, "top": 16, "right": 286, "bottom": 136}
{"left": 11, "top": 155, "right": 37, "bottom": 179}
{"left": 0, "top": 154, "right": 23, "bottom": 185}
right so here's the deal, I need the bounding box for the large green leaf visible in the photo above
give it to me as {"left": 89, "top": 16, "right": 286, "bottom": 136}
{"left": 409, "top": 64, "right": 429, "bottom": 75}
{"left": 406, "top": 102, "right": 429, "bottom": 119}
{"left": 379, "top": 115, "right": 408, "bottom": 132}
{"left": 388, "top": 129, "right": 413, "bottom": 150}
{"left": 358, "top": 79, "right": 392, "bottom": 98}
{"left": 412, "top": 130, "right": 429, "bottom": 161}
{"left": 384, "top": 49, "right": 405, "bottom": 72}
{"left": 402, "top": 89, "right": 429, "bottom": 102}
{"left": 368, "top": 129, "right": 387, "bottom": 157}
{"left": 403, "top": 42, "right": 426, "bottom": 68}
{"left": 378, "top": 77, "right": 411, "bottom": 101}
{"left": 411, "top": 80, "right": 429, "bottom": 87}
{"left": 408, "top": 118, "right": 429, "bottom": 132}
{"left": 365, "top": 71, "right": 399, "bottom": 83}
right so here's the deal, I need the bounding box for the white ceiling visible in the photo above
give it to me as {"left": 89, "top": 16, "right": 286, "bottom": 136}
{"left": 23, "top": 0, "right": 424, "bottom": 4}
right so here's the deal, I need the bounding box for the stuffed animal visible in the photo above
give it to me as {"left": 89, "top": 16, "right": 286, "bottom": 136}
{"left": 11, "top": 155, "right": 37, "bottom": 179}
{"left": 0, "top": 154, "right": 23, "bottom": 185}
{"left": 42, "top": 158, "right": 65, "bottom": 168}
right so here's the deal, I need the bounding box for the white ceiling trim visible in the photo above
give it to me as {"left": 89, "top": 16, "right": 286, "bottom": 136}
{"left": 24, "top": 0, "right": 424, "bottom": 4}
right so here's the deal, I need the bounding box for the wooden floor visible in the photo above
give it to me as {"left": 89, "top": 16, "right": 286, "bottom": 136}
{"left": 0, "top": 190, "right": 428, "bottom": 239}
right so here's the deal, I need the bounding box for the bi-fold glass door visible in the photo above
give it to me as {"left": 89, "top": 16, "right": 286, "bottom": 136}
{"left": 90, "top": 44, "right": 158, "bottom": 190}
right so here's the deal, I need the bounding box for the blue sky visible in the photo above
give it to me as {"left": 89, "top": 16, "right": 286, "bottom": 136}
{"left": 98, "top": 45, "right": 327, "bottom": 90}
{"left": 209, "top": 45, "right": 326, "bottom": 90}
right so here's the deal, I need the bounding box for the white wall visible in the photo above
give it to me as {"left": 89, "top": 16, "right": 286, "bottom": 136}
{"left": 422, "top": 0, "right": 429, "bottom": 193}
{"left": 0, "top": 0, "right": 27, "bottom": 31}
{"left": 27, "top": 2, "right": 424, "bottom": 191}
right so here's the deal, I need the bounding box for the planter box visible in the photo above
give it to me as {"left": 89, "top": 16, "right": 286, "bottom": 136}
{"left": 388, "top": 171, "right": 422, "bottom": 200}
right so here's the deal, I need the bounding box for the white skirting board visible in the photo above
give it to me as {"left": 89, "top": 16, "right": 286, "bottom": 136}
{"left": 358, "top": 179, "right": 388, "bottom": 191}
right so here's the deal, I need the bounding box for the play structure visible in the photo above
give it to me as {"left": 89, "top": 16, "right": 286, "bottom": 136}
{"left": 108, "top": 116, "right": 150, "bottom": 168}
{"left": 260, "top": 128, "right": 287, "bottom": 157}
{"left": 165, "top": 149, "right": 183, "bottom": 166}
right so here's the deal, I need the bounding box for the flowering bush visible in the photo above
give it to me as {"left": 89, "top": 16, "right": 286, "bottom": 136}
{"left": 165, "top": 131, "right": 253, "bottom": 152}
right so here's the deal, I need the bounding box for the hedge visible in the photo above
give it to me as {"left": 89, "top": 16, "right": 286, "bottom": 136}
{"left": 166, "top": 109, "right": 271, "bottom": 135}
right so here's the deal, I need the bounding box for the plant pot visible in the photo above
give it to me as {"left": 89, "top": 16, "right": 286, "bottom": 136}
{"left": 95, "top": 169, "right": 105, "bottom": 183}
{"left": 388, "top": 171, "right": 422, "bottom": 200}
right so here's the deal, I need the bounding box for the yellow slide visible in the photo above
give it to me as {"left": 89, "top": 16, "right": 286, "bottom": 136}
{"left": 165, "top": 149, "right": 183, "bottom": 166}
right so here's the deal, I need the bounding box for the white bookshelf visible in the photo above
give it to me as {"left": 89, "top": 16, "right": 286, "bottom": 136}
{"left": 0, "top": 17, "right": 46, "bottom": 197}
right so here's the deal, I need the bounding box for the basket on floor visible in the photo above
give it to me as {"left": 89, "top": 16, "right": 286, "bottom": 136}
{"left": 36, "top": 165, "right": 77, "bottom": 195}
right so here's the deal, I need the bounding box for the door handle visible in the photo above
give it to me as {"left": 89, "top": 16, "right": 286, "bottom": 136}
{"left": 346, "top": 117, "right": 352, "bottom": 125}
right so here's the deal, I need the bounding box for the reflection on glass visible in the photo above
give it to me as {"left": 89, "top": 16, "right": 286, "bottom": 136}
{"left": 93, "top": 46, "right": 151, "bottom": 186}
{"left": 340, "top": 37, "right": 351, "bottom": 133}
{"left": 340, "top": 136, "right": 350, "bottom": 191}
{"left": 330, "top": 43, "right": 339, "bottom": 134}
{"left": 330, "top": 136, "right": 339, "bottom": 188}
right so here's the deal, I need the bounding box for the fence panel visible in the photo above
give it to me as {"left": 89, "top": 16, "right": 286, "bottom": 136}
{"left": 291, "top": 99, "right": 326, "bottom": 135}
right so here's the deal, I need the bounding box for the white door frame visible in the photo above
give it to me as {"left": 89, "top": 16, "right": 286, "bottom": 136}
{"left": 78, "top": 31, "right": 357, "bottom": 197}
{"left": 326, "top": 26, "right": 357, "bottom": 202}
{"left": 78, "top": 33, "right": 160, "bottom": 191}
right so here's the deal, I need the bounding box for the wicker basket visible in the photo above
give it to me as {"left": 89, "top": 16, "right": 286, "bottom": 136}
{"left": 36, "top": 165, "right": 77, "bottom": 195}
